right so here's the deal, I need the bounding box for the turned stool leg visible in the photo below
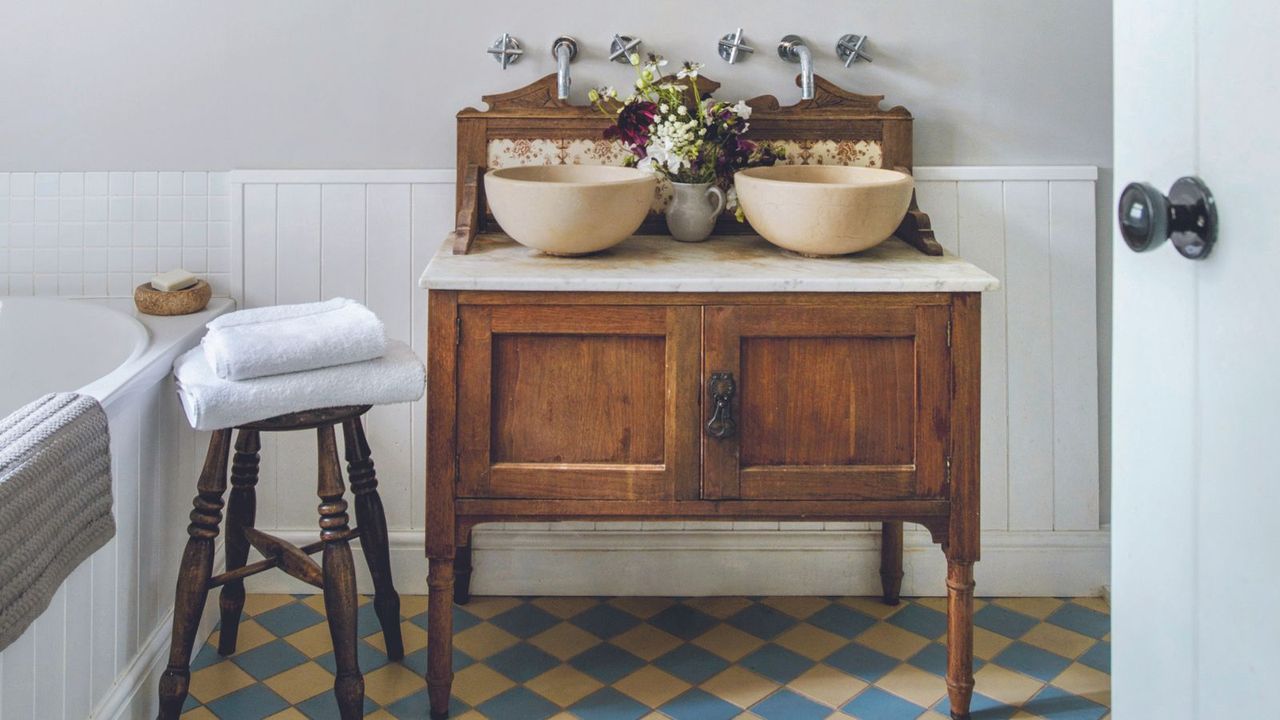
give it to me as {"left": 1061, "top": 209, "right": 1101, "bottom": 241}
{"left": 317, "top": 424, "right": 365, "bottom": 719}
{"left": 342, "top": 416, "right": 403, "bottom": 659}
{"left": 454, "top": 532, "right": 473, "bottom": 605}
{"left": 157, "top": 430, "right": 232, "bottom": 719}
{"left": 218, "top": 429, "right": 260, "bottom": 655}
{"left": 945, "top": 558, "right": 976, "bottom": 720}
{"left": 427, "top": 556, "right": 455, "bottom": 720}
{"left": 880, "top": 521, "right": 904, "bottom": 605}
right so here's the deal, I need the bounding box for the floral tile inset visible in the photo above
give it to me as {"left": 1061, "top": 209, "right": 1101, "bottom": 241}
{"left": 776, "top": 140, "right": 882, "bottom": 168}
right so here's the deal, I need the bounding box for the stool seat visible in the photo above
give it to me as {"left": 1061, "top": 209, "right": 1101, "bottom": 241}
{"left": 157, "top": 406, "right": 401, "bottom": 720}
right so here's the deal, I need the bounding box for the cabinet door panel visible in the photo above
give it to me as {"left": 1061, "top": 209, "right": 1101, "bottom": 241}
{"left": 457, "top": 304, "right": 699, "bottom": 500}
{"left": 703, "top": 303, "right": 951, "bottom": 500}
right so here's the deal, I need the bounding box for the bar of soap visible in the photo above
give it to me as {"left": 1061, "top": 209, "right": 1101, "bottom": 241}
{"left": 151, "top": 269, "right": 198, "bottom": 292}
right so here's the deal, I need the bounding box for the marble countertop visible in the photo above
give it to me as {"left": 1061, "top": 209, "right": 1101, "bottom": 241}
{"left": 421, "top": 234, "right": 998, "bottom": 293}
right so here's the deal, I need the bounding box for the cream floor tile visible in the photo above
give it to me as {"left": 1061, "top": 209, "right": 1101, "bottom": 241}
{"left": 283, "top": 622, "right": 334, "bottom": 658}
{"left": 973, "top": 664, "right": 1045, "bottom": 706}
{"left": 692, "top": 624, "right": 766, "bottom": 662}
{"left": 614, "top": 666, "right": 691, "bottom": 707}
{"left": 458, "top": 596, "right": 522, "bottom": 620}
{"left": 526, "top": 665, "right": 604, "bottom": 706}
{"left": 365, "top": 620, "right": 428, "bottom": 655}
{"left": 760, "top": 596, "right": 831, "bottom": 619}
{"left": 362, "top": 662, "right": 425, "bottom": 706}
{"left": 684, "top": 596, "right": 755, "bottom": 619}
{"left": 209, "top": 618, "right": 276, "bottom": 654}
{"left": 991, "top": 597, "right": 1066, "bottom": 619}
{"left": 855, "top": 623, "right": 930, "bottom": 660}
{"left": 701, "top": 666, "right": 779, "bottom": 708}
{"left": 774, "top": 623, "right": 847, "bottom": 661}
{"left": 399, "top": 594, "right": 427, "bottom": 617}
{"left": 875, "top": 664, "right": 949, "bottom": 707}
{"left": 243, "top": 594, "right": 298, "bottom": 616}
{"left": 608, "top": 596, "right": 676, "bottom": 619}
{"left": 262, "top": 662, "right": 335, "bottom": 704}
{"left": 1051, "top": 662, "right": 1111, "bottom": 697}
{"left": 188, "top": 662, "right": 256, "bottom": 704}
{"left": 450, "top": 663, "right": 515, "bottom": 707}
{"left": 531, "top": 596, "right": 600, "bottom": 619}
{"left": 788, "top": 664, "right": 868, "bottom": 707}
{"left": 1072, "top": 597, "right": 1111, "bottom": 613}
{"left": 611, "top": 624, "right": 683, "bottom": 661}
{"left": 262, "top": 709, "right": 308, "bottom": 720}
{"left": 973, "top": 626, "right": 1015, "bottom": 660}
{"left": 837, "top": 597, "right": 902, "bottom": 619}
{"left": 1021, "top": 623, "right": 1096, "bottom": 659}
{"left": 528, "top": 621, "right": 601, "bottom": 661}
{"left": 453, "top": 622, "right": 519, "bottom": 660}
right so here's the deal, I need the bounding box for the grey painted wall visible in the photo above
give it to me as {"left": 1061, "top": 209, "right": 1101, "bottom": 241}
{"left": 0, "top": 0, "right": 1111, "bottom": 171}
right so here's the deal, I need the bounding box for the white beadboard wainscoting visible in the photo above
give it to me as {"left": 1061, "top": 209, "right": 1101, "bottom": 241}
{"left": 224, "top": 167, "right": 1107, "bottom": 598}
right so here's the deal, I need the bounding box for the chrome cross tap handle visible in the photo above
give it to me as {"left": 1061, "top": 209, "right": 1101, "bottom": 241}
{"left": 836, "top": 34, "right": 873, "bottom": 67}
{"left": 609, "top": 34, "right": 643, "bottom": 64}
{"left": 718, "top": 28, "right": 755, "bottom": 64}
{"left": 487, "top": 33, "right": 524, "bottom": 69}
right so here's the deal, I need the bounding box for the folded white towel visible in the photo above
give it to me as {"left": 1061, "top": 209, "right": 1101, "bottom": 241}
{"left": 202, "top": 298, "right": 387, "bottom": 381}
{"left": 174, "top": 340, "right": 424, "bottom": 430}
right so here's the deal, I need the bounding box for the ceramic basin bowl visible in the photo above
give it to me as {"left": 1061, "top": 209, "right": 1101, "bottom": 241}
{"left": 485, "top": 166, "right": 657, "bottom": 256}
{"left": 734, "top": 166, "right": 914, "bottom": 256}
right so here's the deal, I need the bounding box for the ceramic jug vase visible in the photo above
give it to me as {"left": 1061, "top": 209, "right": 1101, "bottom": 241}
{"left": 665, "top": 181, "right": 726, "bottom": 242}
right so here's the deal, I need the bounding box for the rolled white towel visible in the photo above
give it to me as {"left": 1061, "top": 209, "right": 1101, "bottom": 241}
{"left": 202, "top": 298, "right": 387, "bottom": 381}
{"left": 174, "top": 340, "right": 424, "bottom": 431}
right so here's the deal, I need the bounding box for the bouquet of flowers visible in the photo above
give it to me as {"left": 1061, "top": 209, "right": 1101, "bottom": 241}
{"left": 590, "top": 54, "right": 782, "bottom": 221}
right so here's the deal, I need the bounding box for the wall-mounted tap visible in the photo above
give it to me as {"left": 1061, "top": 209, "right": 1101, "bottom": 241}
{"left": 836, "top": 34, "right": 873, "bottom": 67}
{"left": 487, "top": 33, "right": 524, "bottom": 69}
{"left": 552, "top": 36, "right": 578, "bottom": 100}
{"left": 777, "top": 35, "right": 814, "bottom": 100}
{"left": 609, "top": 34, "right": 642, "bottom": 64}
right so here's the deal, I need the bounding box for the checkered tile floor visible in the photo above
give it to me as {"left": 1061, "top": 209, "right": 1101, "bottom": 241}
{"left": 179, "top": 594, "right": 1110, "bottom": 719}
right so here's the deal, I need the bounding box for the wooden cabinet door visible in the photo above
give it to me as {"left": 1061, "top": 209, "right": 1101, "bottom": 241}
{"left": 456, "top": 304, "right": 699, "bottom": 500}
{"left": 702, "top": 302, "right": 952, "bottom": 500}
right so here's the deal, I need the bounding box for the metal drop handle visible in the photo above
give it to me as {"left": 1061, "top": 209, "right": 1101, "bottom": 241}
{"left": 706, "top": 372, "right": 737, "bottom": 440}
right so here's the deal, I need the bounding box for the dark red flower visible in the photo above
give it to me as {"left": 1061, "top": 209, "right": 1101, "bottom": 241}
{"left": 604, "top": 101, "right": 657, "bottom": 155}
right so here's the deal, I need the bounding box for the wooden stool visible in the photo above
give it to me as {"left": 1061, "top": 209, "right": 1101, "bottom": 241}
{"left": 157, "top": 406, "right": 402, "bottom": 720}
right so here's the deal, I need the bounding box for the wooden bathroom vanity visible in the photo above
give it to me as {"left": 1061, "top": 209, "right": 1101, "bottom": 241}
{"left": 421, "top": 74, "right": 997, "bottom": 719}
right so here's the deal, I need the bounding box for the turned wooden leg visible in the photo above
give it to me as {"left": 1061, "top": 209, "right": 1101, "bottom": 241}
{"left": 945, "top": 558, "right": 976, "bottom": 720}
{"left": 427, "top": 557, "right": 455, "bottom": 720}
{"left": 317, "top": 424, "right": 364, "bottom": 720}
{"left": 157, "top": 429, "right": 232, "bottom": 719}
{"left": 454, "top": 536, "right": 473, "bottom": 605}
{"left": 342, "top": 416, "right": 404, "bottom": 660}
{"left": 217, "top": 429, "right": 260, "bottom": 656}
{"left": 879, "top": 521, "right": 904, "bottom": 605}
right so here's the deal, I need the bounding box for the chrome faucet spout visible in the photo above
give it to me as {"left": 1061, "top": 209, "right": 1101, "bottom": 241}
{"left": 778, "top": 35, "right": 815, "bottom": 101}
{"left": 552, "top": 36, "right": 578, "bottom": 100}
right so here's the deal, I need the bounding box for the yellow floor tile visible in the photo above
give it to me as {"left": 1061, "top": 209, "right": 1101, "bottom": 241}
{"left": 788, "top": 664, "right": 868, "bottom": 707}
{"left": 761, "top": 596, "right": 831, "bottom": 619}
{"left": 916, "top": 712, "right": 951, "bottom": 720}
{"left": 684, "top": 596, "right": 755, "bottom": 619}
{"left": 454, "top": 711, "right": 486, "bottom": 720}
{"left": 451, "top": 663, "right": 515, "bottom": 707}
{"left": 1021, "top": 622, "right": 1096, "bottom": 659}
{"left": 875, "top": 664, "right": 949, "bottom": 707}
{"left": 400, "top": 594, "right": 428, "bottom": 618}
{"left": 1051, "top": 662, "right": 1111, "bottom": 697}
{"left": 283, "top": 622, "right": 335, "bottom": 658}
{"left": 608, "top": 596, "right": 676, "bottom": 619}
{"left": 209, "top": 618, "right": 276, "bottom": 655}
{"left": 991, "top": 597, "right": 1066, "bottom": 619}
{"left": 188, "top": 661, "right": 256, "bottom": 704}
{"left": 836, "top": 597, "right": 901, "bottom": 619}
{"left": 301, "top": 594, "right": 328, "bottom": 613}
{"left": 364, "top": 711, "right": 398, "bottom": 720}
{"left": 610, "top": 624, "right": 683, "bottom": 661}
{"left": 180, "top": 708, "right": 218, "bottom": 720}
{"left": 262, "top": 709, "right": 309, "bottom": 720}
{"left": 365, "top": 620, "right": 428, "bottom": 655}
{"left": 701, "top": 666, "right": 779, "bottom": 708}
{"left": 243, "top": 594, "right": 297, "bottom": 616}
{"left": 549, "top": 713, "right": 578, "bottom": 720}
{"left": 531, "top": 596, "right": 600, "bottom": 619}
{"left": 526, "top": 665, "right": 604, "bottom": 706}
{"left": 914, "top": 597, "right": 949, "bottom": 614}
{"left": 855, "top": 623, "right": 930, "bottom": 660}
{"left": 973, "top": 664, "right": 1045, "bottom": 706}
{"left": 774, "top": 623, "right": 847, "bottom": 661}
{"left": 1072, "top": 596, "right": 1111, "bottom": 613}
{"left": 692, "top": 624, "right": 766, "bottom": 662}
{"left": 614, "top": 666, "right": 692, "bottom": 707}
{"left": 363, "top": 662, "right": 426, "bottom": 705}
{"left": 263, "top": 662, "right": 335, "bottom": 704}
{"left": 973, "top": 626, "right": 1015, "bottom": 661}
{"left": 453, "top": 622, "right": 520, "bottom": 660}
{"left": 460, "top": 596, "right": 523, "bottom": 619}
{"left": 528, "top": 621, "right": 602, "bottom": 661}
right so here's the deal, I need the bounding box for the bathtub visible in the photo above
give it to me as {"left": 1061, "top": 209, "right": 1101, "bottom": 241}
{"left": 0, "top": 296, "right": 232, "bottom": 720}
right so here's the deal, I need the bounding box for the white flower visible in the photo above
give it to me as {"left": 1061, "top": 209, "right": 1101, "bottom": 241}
{"left": 676, "top": 105, "right": 688, "bottom": 116}
{"left": 733, "top": 100, "right": 753, "bottom": 119}
{"left": 659, "top": 103, "right": 669, "bottom": 114}
{"left": 676, "top": 61, "right": 705, "bottom": 80}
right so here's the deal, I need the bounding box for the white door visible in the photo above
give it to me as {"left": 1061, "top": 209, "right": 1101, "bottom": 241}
{"left": 1113, "top": 1, "right": 1279, "bottom": 717}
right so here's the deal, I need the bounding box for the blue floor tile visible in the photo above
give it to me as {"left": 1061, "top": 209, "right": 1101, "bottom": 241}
{"left": 411, "top": 605, "right": 481, "bottom": 633}
{"left": 402, "top": 646, "right": 474, "bottom": 677}
{"left": 974, "top": 604, "right": 1039, "bottom": 639}
{"left": 204, "top": 684, "right": 290, "bottom": 720}
{"left": 314, "top": 639, "right": 390, "bottom": 676}
{"left": 570, "top": 602, "right": 643, "bottom": 639}
{"left": 475, "top": 686, "right": 560, "bottom": 720}
{"left": 648, "top": 604, "right": 720, "bottom": 641}
{"left": 190, "top": 642, "right": 223, "bottom": 672}
{"left": 726, "top": 603, "right": 800, "bottom": 640}
{"left": 229, "top": 638, "right": 310, "bottom": 680}
{"left": 935, "top": 691, "right": 1019, "bottom": 720}
{"left": 489, "top": 603, "right": 562, "bottom": 639}
{"left": 842, "top": 687, "right": 925, "bottom": 720}
{"left": 888, "top": 603, "right": 949, "bottom": 639}
{"left": 660, "top": 688, "right": 741, "bottom": 720}
{"left": 382, "top": 688, "right": 468, "bottom": 719}
{"left": 569, "top": 643, "right": 646, "bottom": 684}
{"left": 1047, "top": 604, "right": 1110, "bottom": 639}
{"left": 569, "top": 687, "right": 651, "bottom": 720}
{"left": 823, "top": 642, "right": 901, "bottom": 683}
{"left": 356, "top": 602, "right": 384, "bottom": 638}
{"left": 739, "top": 643, "right": 815, "bottom": 684}
{"left": 1077, "top": 640, "right": 1110, "bottom": 674}
{"left": 254, "top": 602, "right": 326, "bottom": 637}
{"left": 653, "top": 643, "right": 730, "bottom": 685}
{"left": 484, "top": 641, "right": 561, "bottom": 682}
{"left": 295, "top": 691, "right": 377, "bottom": 720}
{"left": 908, "top": 642, "right": 984, "bottom": 677}
{"left": 752, "top": 688, "right": 831, "bottom": 720}
{"left": 806, "top": 603, "right": 878, "bottom": 639}
{"left": 1024, "top": 685, "right": 1109, "bottom": 720}
{"left": 993, "top": 642, "right": 1073, "bottom": 683}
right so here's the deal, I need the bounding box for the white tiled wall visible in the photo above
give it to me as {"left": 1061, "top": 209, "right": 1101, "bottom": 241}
{"left": 0, "top": 171, "right": 232, "bottom": 297}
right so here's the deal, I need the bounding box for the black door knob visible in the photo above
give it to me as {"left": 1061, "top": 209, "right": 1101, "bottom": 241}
{"left": 1118, "top": 176, "right": 1217, "bottom": 259}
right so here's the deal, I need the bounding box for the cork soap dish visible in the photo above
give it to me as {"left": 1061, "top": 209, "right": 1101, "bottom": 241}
{"left": 134, "top": 280, "right": 212, "bottom": 316}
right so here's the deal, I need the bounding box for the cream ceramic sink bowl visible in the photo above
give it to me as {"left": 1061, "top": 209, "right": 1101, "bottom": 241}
{"left": 485, "top": 166, "right": 657, "bottom": 256}
{"left": 734, "top": 166, "right": 914, "bottom": 256}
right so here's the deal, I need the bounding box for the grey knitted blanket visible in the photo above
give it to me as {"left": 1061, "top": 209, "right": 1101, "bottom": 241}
{"left": 0, "top": 393, "right": 115, "bottom": 651}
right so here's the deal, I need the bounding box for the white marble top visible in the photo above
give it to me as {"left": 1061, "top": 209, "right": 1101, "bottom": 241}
{"left": 420, "top": 234, "right": 999, "bottom": 293}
